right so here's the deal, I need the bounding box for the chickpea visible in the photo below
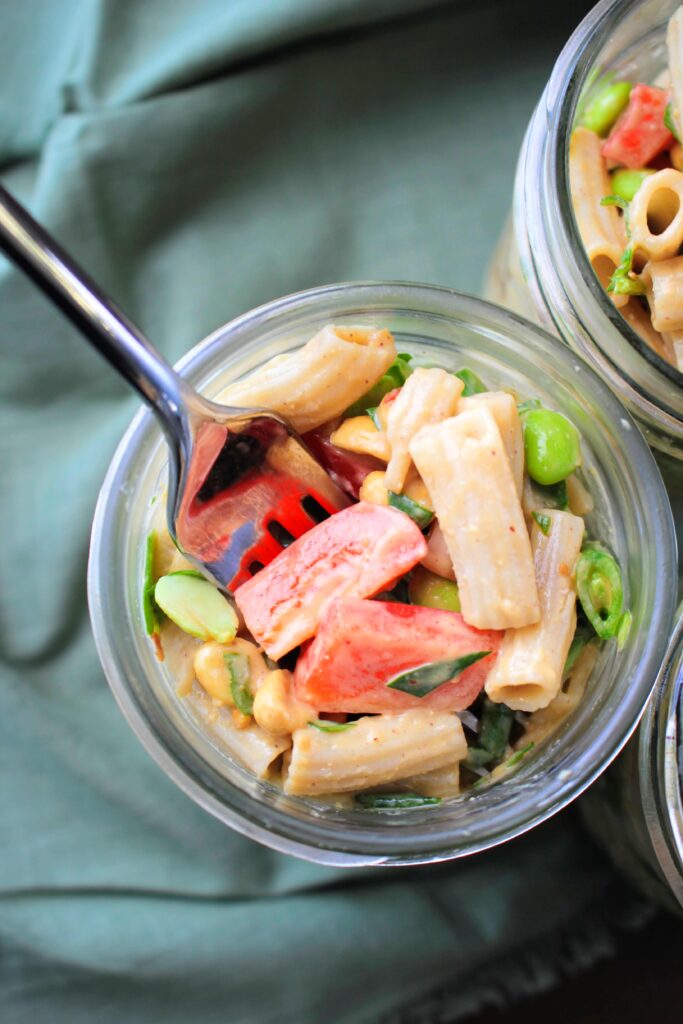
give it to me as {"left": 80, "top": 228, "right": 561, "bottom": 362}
{"left": 359, "top": 470, "right": 389, "bottom": 505}
{"left": 193, "top": 637, "right": 268, "bottom": 706}
{"left": 253, "top": 670, "right": 316, "bottom": 736}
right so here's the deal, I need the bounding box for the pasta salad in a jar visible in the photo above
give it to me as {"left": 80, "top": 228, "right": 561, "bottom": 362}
{"left": 142, "top": 324, "right": 629, "bottom": 809}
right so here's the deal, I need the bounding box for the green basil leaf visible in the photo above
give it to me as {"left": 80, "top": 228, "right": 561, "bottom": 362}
{"left": 455, "top": 367, "right": 487, "bottom": 396}
{"left": 505, "top": 742, "right": 534, "bottom": 768}
{"left": 366, "top": 406, "right": 382, "bottom": 430}
{"left": 517, "top": 398, "right": 542, "bottom": 416}
{"left": 534, "top": 480, "right": 569, "bottom": 511}
{"left": 531, "top": 511, "right": 552, "bottom": 535}
{"left": 665, "top": 102, "right": 681, "bottom": 143}
{"left": 387, "top": 651, "right": 491, "bottom": 697}
{"left": 388, "top": 491, "right": 434, "bottom": 529}
{"left": 466, "top": 699, "right": 514, "bottom": 766}
{"left": 344, "top": 356, "right": 413, "bottom": 417}
{"left": 600, "top": 194, "right": 628, "bottom": 210}
{"left": 308, "top": 720, "right": 357, "bottom": 733}
{"left": 607, "top": 246, "right": 645, "bottom": 294}
{"left": 355, "top": 792, "right": 442, "bottom": 809}
{"left": 225, "top": 653, "right": 253, "bottom": 715}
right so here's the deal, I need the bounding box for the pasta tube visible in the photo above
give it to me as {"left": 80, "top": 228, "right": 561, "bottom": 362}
{"left": 409, "top": 407, "right": 540, "bottom": 630}
{"left": 399, "top": 762, "right": 460, "bottom": 798}
{"left": 191, "top": 683, "right": 292, "bottom": 777}
{"left": 459, "top": 391, "right": 524, "bottom": 496}
{"left": 283, "top": 710, "right": 466, "bottom": 795}
{"left": 217, "top": 325, "right": 396, "bottom": 434}
{"left": 642, "top": 257, "right": 683, "bottom": 332}
{"left": 629, "top": 168, "right": 683, "bottom": 262}
{"left": 485, "top": 510, "right": 585, "bottom": 712}
{"left": 621, "top": 297, "right": 676, "bottom": 364}
{"left": 662, "top": 329, "right": 683, "bottom": 371}
{"left": 569, "top": 126, "right": 628, "bottom": 306}
{"left": 421, "top": 521, "right": 456, "bottom": 579}
{"left": 522, "top": 643, "right": 598, "bottom": 748}
{"left": 384, "top": 368, "right": 463, "bottom": 492}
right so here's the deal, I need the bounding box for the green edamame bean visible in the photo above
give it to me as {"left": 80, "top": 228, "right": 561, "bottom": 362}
{"left": 610, "top": 168, "right": 655, "bottom": 202}
{"left": 154, "top": 571, "right": 238, "bottom": 642}
{"left": 408, "top": 566, "right": 460, "bottom": 612}
{"left": 580, "top": 80, "right": 632, "bottom": 137}
{"left": 522, "top": 409, "right": 581, "bottom": 486}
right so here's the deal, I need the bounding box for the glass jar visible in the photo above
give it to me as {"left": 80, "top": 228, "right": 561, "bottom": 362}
{"left": 88, "top": 282, "right": 676, "bottom": 866}
{"left": 581, "top": 604, "right": 683, "bottom": 915}
{"left": 485, "top": 0, "right": 683, "bottom": 482}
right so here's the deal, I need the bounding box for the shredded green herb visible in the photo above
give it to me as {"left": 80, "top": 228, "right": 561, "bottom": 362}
{"left": 355, "top": 792, "right": 442, "bottom": 809}
{"left": 345, "top": 355, "right": 413, "bottom": 416}
{"left": 506, "top": 742, "right": 535, "bottom": 768}
{"left": 531, "top": 511, "right": 552, "bottom": 535}
{"left": 466, "top": 699, "right": 514, "bottom": 768}
{"left": 308, "top": 720, "right": 357, "bottom": 733}
{"left": 600, "top": 194, "right": 629, "bottom": 210}
{"left": 225, "top": 653, "right": 253, "bottom": 715}
{"left": 665, "top": 102, "right": 681, "bottom": 143}
{"left": 366, "top": 406, "right": 382, "bottom": 430}
{"left": 387, "top": 652, "right": 491, "bottom": 698}
{"left": 517, "top": 398, "right": 542, "bottom": 416}
{"left": 455, "top": 367, "right": 487, "bottom": 396}
{"left": 388, "top": 491, "right": 434, "bottom": 529}
{"left": 607, "top": 247, "right": 646, "bottom": 296}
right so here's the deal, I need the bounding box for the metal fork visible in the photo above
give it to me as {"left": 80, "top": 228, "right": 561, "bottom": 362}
{"left": 0, "top": 185, "right": 348, "bottom": 591}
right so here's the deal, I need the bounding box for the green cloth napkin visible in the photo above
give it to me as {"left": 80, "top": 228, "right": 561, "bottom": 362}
{"left": 0, "top": 1, "right": 652, "bottom": 1021}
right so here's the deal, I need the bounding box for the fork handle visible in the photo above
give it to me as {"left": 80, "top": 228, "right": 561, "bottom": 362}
{"left": 0, "top": 184, "right": 193, "bottom": 450}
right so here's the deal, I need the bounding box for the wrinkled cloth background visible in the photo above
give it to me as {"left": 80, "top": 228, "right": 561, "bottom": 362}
{"left": 0, "top": 1, "right": 653, "bottom": 1022}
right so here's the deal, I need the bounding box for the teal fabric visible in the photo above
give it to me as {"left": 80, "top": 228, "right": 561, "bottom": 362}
{"left": 0, "top": 1, "right": 650, "bottom": 1021}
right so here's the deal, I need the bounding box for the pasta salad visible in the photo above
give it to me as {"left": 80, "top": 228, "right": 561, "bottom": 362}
{"left": 570, "top": 5, "right": 683, "bottom": 373}
{"left": 142, "top": 324, "right": 629, "bottom": 808}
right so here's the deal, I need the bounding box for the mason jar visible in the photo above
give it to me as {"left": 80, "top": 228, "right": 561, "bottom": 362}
{"left": 87, "top": 281, "right": 676, "bottom": 866}
{"left": 581, "top": 604, "right": 683, "bottom": 915}
{"left": 485, "top": 0, "right": 683, "bottom": 494}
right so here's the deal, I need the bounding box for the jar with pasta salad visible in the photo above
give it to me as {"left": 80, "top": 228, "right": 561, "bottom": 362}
{"left": 88, "top": 282, "right": 676, "bottom": 866}
{"left": 581, "top": 604, "right": 683, "bottom": 915}
{"left": 485, "top": 0, "right": 683, "bottom": 497}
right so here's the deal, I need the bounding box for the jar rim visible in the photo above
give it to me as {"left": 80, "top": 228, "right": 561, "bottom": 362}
{"left": 519, "top": 0, "right": 683, "bottom": 453}
{"left": 88, "top": 281, "right": 678, "bottom": 865}
{"left": 638, "top": 602, "right": 683, "bottom": 905}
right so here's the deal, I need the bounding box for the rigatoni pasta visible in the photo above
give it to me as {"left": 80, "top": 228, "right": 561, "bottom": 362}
{"left": 217, "top": 324, "right": 397, "bottom": 433}
{"left": 143, "top": 325, "right": 627, "bottom": 807}
{"left": 384, "top": 367, "right": 463, "bottom": 492}
{"left": 409, "top": 406, "right": 539, "bottom": 630}
{"left": 283, "top": 710, "right": 466, "bottom": 796}
{"left": 642, "top": 257, "right": 683, "bottom": 332}
{"left": 485, "top": 510, "right": 585, "bottom": 712}
{"left": 569, "top": 126, "right": 628, "bottom": 304}
{"left": 459, "top": 390, "right": 524, "bottom": 496}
